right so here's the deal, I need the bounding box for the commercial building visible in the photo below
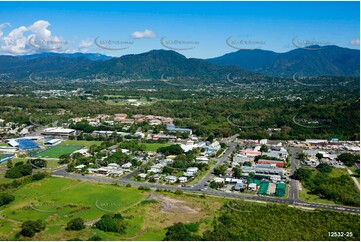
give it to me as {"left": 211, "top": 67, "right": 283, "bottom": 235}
{"left": 42, "top": 127, "right": 76, "bottom": 138}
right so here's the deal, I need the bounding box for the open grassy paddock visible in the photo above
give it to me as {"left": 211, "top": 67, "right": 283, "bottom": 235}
{"left": 0, "top": 176, "right": 223, "bottom": 241}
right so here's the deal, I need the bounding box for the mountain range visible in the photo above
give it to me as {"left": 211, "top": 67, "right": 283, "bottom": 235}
{"left": 0, "top": 45, "right": 359, "bottom": 81}
{"left": 207, "top": 45, "right": 360, "bottom": 77}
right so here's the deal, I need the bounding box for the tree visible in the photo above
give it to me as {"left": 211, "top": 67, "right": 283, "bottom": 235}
{"left": 297, "top": 152, "right": 307, "bottom": 161}
{"left": 157, "top": 144, "right": 183, "bottom": 155}
{"left": 260, "top": 144, "right": 269, "bottom": 152}
{"left": 88, "top": 235, "right": 102, "bottom": 241}
{"left": 20, "top": 220, "right": 45, "bottom": 237}
{"left": 232, "top": 167, "right": 242, "bottom": 178}
{"left": 213, "top": 165, "right": 227, "bottom": 176}
{"left": 164, "top": 222, "right": 201, "bottom": 241}
{"left": 59, "top": 154, "right": 71, "bottom": 164}
{"left": 0, "top": 193, "right": 15, "bottom": 207}
{"left": 4, "top": 167, "right": 22, "bottom": 178}
{"left": 316, "top": 153, "right": 324, "bottom": 161}
{"left": 67, "top": 163, "right": 75, "bottom": 172}
{"left": 94, "top": 213, "right": 126, "bottom": 233}
{"left": 66, "top": 218, "right": 85, "bottom": 231}
{"left": 292, "top": 168, "right": 312, "bottom": 181}
{"left": 337, "top": 153, "right": 358, "bottom": 167}
{"left": 316, "top": 163, "right": 332, "bottom": 173}
{"left": 6, "top": 160, "right": 13, "bottom": 168}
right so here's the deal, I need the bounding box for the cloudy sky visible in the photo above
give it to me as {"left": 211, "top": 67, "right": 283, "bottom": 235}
{"left": 0, "top": 1, "right": 359, "bottom": 58}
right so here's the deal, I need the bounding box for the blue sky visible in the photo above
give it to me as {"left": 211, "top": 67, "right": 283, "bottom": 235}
{"left": 0, "top": 1, "right": 359, "bottom": 58}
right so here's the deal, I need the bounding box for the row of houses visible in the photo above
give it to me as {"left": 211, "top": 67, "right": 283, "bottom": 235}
{"left": 70, "top": 113, "right": 174, "bottom": 126}
{"left": 76, "top": 162, "right": 134, "bottom": 177}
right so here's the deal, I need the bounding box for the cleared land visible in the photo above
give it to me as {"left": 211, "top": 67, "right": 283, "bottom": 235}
{"left": 0, "top": 177, "right": 222, "bottom": 241}
{"left": 143, "top": 143, "right": 171, "bottom": 152}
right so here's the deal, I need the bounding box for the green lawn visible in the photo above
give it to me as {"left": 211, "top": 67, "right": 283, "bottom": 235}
{"left": 328, "top": 168, "right": 349, "bottom": 178}
{"left": 143, "top": 143, "right": 171, "bottom": 152}
{"left": 0, "top": 176, "right": 226, "bottom": 241}
{"left": 299, "top": 186, "right": 336, "bottom": 205}
{"left": 0, "top": 177, "right": 148, "bottom": 240}
{"left": 0, "top": 142, "right": 8, "bottom": 146}
{"left": 349, "top": 166, "right": 360, "bottom": 182}
{"left": 61, "top": 140, "right": 102, "bottom": 149}
{"left": 0, "top": 172, "right": 12, "bottom": 184}
{"left": 33, "top": 145, "right": 82, "bottom": 158}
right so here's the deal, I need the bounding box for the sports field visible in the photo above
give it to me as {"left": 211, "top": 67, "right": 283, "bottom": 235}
{"left": 61, "top": 140, "right": 102, "bottom": 148}
{"left": 143, "top": 143, "right": 171, "bottom": 152}
{"left": 33, "top": 145, "right": 83, "bottom": 158}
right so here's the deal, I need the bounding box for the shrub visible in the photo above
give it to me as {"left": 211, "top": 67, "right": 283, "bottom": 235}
{"left": 20, "top": 220, "right": 45, "bottom": 237}
{"left": 138, "top": 186, "right": 150, "bottom": 191}
{"left": 5, "top": 164, "right": 33, "bottom": 179}
{"left": 66, "top": 218, "right": 85, "bottom": 231}
{"left": 94, "top": 213, "right": 126, "bottom": 233}
{"left": 0, "top": 193, "right": 15, "bottom": 207}
{"left": 32, "top": 172, "right": 47, "bottom": 181}
{"left": 88, "top": 235, "right": 102, "bottom": 241}
{"left": 175, "top": 190, "right": 183, "bottom": 195}
{"left": 4, "top": 167, "right": 22, "bottom": 178}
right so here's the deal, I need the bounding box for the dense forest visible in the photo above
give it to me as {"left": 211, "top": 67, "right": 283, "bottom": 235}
{"left": 200, "top": 201, "right": 360, "bottom": 241}
{"left": 0, "top": 75, "right": 359, "bottom": 140}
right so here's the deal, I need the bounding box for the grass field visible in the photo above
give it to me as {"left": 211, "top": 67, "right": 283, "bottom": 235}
{"left": 0, "top": 173, "right": 12, "bottom": 184}
{"left": 33, "top": 145, "right": 82, "bottom": 158}
{"left": 298, "top": 187, "right": 337, "bottom": 205}
{"left": 61, "top": 140, "right": 102, "bottom": 149}
{"left": 0, "top": 142, "right": 8, "bottom": 146}
{"left": 143, "top": 143, "right": 171, "bottom": 152}
{"left": 0, "top": 177, "right": 223, "bottom": 241}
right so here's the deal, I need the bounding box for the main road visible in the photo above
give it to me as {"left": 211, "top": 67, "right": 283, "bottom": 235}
{"left": 51, "top": 137, "right": 359, "bottom": 214}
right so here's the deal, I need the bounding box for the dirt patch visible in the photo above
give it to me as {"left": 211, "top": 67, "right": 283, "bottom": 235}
{"left": 145, "top": 193, "right": 199, "bottom": 214}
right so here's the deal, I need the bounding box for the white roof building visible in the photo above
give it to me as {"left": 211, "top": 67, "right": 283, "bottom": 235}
{"left": 178, "top": 176, "right": 188, "bottom": 182}
{"left": 138, "top": 173, "right": 147, "bottom": 179}
{"left": 107, "top": 163, "right": 120, "bottom": 169}
{"left": 164, "top": 175, "right": 177, "bottom": 183}
{"left": 214, "top": 177, "right": 225, "bottom": 183}
{"left": 121, "top": 162, "right": 132, "bottom": 169}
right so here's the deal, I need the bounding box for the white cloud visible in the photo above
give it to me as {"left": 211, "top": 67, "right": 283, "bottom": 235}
{"left": 0, "top": 22, "right": 10, "bottom": 38}
{"left": 131, "top": 29, "right": 156, "bottom": 39}
{"left": 78, "top": 39, "right": 93, "bottom": 52}
{"left": 28, "top": 20, "right": 52, "bottom": 39}
{"left": 2, "top": 25, "right": 29, "bottom": 54}
{"left": 351, "top": 39, "right": 360, "bottom": 46}
{"left": 0, "top": 20, "right": 67, "bottom": 55}
{"left": 79, "top": 40, "right": 93, "bottom": 48}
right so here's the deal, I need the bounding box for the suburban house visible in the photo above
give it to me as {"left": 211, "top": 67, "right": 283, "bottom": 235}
{"left": 164, "top": 175, "right": 177, "bottom": 183}
{"left": 121, "top": 162, "right": 132, "bottom": 169}
{"left": 258, "top": 159, "right": 284, "bottom": 168}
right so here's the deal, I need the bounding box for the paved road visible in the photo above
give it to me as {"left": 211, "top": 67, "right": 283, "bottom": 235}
{"left": 50, "top": 136, "right": 360, "bottom": 214}
{"left": 52, "top": 163, "right": 360, "bottom": 213}
{"left": 288, "top": 147, "right": 303, "bottom": 201}
{"left": 193, "top": 141, "right": 237, "bottom": 190}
